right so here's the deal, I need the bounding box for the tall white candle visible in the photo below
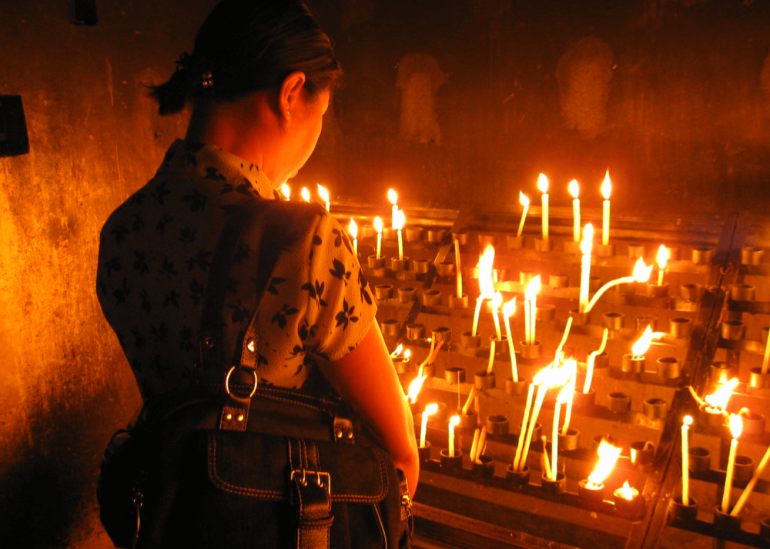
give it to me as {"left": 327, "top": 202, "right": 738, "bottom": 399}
{"left": 517, "top": 192, "right": 530, "bottom": 237}
{"left": 472, "top": 297, "right": 485, "bottom": 338}
{"left": 585, "top": 259, "right": 652, "bottom": 312}
{"left": 490, "top": 292, "right": 503, "bottom": 340}
{"left": 601, "top": 171, "right": 611, "bottom": 246}
{"left": 513, "top": 383, "right": 536, "bottom": 471}
{"left": 538, "top": 174, "right": 549, "bottom": 240}
{"left": 420, "top": 403, "right": 439, "bottom": 448}
{"left": 682, "top": 415, "right": 692, "bottom": 505}
{"left": 524, "top": 276, "right": 541, "bottom": 345}
{"left": 503, "top": 298, "right": 518, "bottom": 382}
{"left": 583, "top": 329, "right": 609, "bottom": 394}
{"left": 569, "top": 179, "right": 580, "bottom": 242}
{"left": 394, "top": 210, "right": 405, "bottom": 260}
{"left": 454, "top": 237, "right": 463, "bottom": 298}
{"left": 722, "top": 414, "right": 743, "bottom": 513}
{"left": 448, "top": 415, "right": 460, "bottom": 457}
{"left": 374, "top": 216, "right": 383, "bottom": 259}
{"left": 349, "top": 218, "right": 358, "bottom": 257}
{"left": 551, "top": 400, "right": 562, "bottom": 481}
{"left": 388, "top": 188, "right": 398, "bottom": 229}
{"left": 486, "top": 338, "right": 496, "bottom": 375}
{"left": 657, "top": 245, "right": 668, "bottom": 286}
{"left": 579, "top": 223, "right": 594, "bottom": 312}
{"left": 519, "top": 383, "right": 548, "bottom": 471}
{"left": 731, "top": 443, "right": 770, "bottom": 515}
{"left": 762, "top": 326, "right": 770, "bottom": 374}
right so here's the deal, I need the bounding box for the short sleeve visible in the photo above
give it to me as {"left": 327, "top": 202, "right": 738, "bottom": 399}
{"left": 301, "top": 210, "right": 377, "bottom": 362}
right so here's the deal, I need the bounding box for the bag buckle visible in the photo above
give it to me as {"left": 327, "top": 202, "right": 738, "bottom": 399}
{"left": 290, "top": 469, "right": 331, "bottom": 495}
{"left": 224, "top": 365, "right": 258, "bottom": 399}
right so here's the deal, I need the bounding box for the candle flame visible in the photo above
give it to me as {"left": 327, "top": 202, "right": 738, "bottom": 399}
{"left": 601, "top": 171, "right": 612, "bottom": 200}
{"left": 478, "top": 244, "right": 496, "bottom": 298}
{"left": 349, "top": 217, "right": 358, "bottom": 239}
{"left": 657, "top": 245, "right": 669, "bottom": 270}
{"left": 684, "top": 415, "right": 693, "bottom": 426}
{"left": 632, "top": 258, "right": 653, "bottom": 283}
{"left": 525, "top": 275, "right": 541, "bottom": 301}
{"left": 617, "top": 481, "right": 637, "bottom": 501}
{"left": 532, "top": 363, "right": 556, "bottom": 386}
{"left": 632, "top": 326, "right": 654, "bottom": 358}
{"left": 317, "top": 184, "right": 329, "bottom": 203}
{"left": 729, "top": 413, "right": 743, "bottom": 439}
{"left": 387, "top": 188, "right": 398, "bottom": 205}
{"left": 587, "top": 440, "right": 622, "bottom": 487}
{"left": 553, "top": 358, "right": 577, "bottom": 389}
{"left": 390, "top": 344, "right": 404, "bottom": 358}
{"left": 407, "top": 375, "right": 427, "bottom": 403}
{"left": 519, "top": 191, "right": 530, "bottom": 207}
{"left": 502, "top": 297, "right": 516, "bottom": 318}
{"left": 537, "top": 173, "right": 549, "bottom": 194}
{"left": 568, "top": 179, "right": 580, "bottom": 199}
{"left": 393, "top": 209, "right": 406, "bottom": 231}
{"left": 280, "top": 183, "right": 291, "bottom": 199}
{"left": 556, "top": 378, "right": 573, "bottom": 404}
{"left": 301, "top": 187, "right": 310, "bottom": 202}
{"left": 374, "top": 216, "right": 384, "bottom": 233}
{"left": 404, "top": 349, "right": 412, "bottom": 360}
{"left": 424, "top": 403, "right": 439, "bottom": 416}
{"left": 580, "top": 223, "right": 594, "bottom": 255}
{"left": 704, "top": 378, "right": 739, "bottom": 411}
{"left": 449, "top": 415, "right": 461, "bottom": 427}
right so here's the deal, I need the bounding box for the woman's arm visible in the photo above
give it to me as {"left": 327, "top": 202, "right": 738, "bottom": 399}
{"left": 323, "top": 322, "right": 420, "bottom": 498}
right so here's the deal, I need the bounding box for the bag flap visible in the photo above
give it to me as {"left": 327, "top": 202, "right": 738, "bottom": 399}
{"left": 205, "top": 430, "right": 390, "bottom": 503}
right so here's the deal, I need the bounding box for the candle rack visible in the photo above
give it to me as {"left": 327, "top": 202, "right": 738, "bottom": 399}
{"left": 331, "top": 202, "right": 770, "bottom": 549}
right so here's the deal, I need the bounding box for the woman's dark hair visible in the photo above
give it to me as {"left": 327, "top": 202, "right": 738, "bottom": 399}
{"left": 150, "top": 0, "right": 341, "bottom": 115}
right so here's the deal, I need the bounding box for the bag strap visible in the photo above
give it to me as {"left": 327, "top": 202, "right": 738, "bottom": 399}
{"left": 288, "top": 438, "right": 334, "bottom": 549}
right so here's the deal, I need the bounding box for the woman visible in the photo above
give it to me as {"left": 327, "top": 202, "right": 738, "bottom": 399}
{"left": 96, "top": 0, "right": 418, "bottom": 542}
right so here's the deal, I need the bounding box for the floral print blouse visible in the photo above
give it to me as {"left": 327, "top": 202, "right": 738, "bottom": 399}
{"left": 96, "top": 139, "right": 376, "bottom": 400}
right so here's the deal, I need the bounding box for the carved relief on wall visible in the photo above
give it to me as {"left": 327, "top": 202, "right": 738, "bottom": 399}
{"left": 556, "top": 36, "right": 614, "bottom": 141}
{"left": 396, "top": 53, "right": 446, "bottom": 145}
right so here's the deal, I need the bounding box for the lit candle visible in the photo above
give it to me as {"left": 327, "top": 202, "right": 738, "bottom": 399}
{"left": 586, "top": 440, "right": 622, "bottom": 489}
{"left": 349, "top": 217, "right": 358, "bottom": 256}
{"left": 301, "top": 187, "right": 310, "bottom": 202}
{"left": 762, "top": 325, "right": 770, "bottom": 374}
{"left": 585, "top": 258, "right": 652, "bottom": 312}
{"left": 698, "top": 377, "right": 740, "bottom": 414}
{"left": 517, "top": 191, "right": 530, "bottom": 237}
{"left": 541, "top": 436, "right": 552, "bottom": 480}
{"left": 486, "top": 337, "right": 496, "bottom": 375}
{"left": 454, "top": 237, "right": 463, "bottom": 299}
{"left": 448, "top": 415, "right": 461, "bottom": 457}
{"left": 560, "top": 360, "right": 577, "bottom": 435}
{"left": 524, "top": 275, "right": 541, "bottom": 345}
{"left": 583, "top": 329, "right": 609, "bottom": 394}
{"left": 569, "top": 179, "right": 580, "bottom": 242}
{"left": 374, "top": 216, "right": 383, "bottom": 259}
{"left": 390, "top": 344, "right": 404, "bottom": 359}
{"left": 579, "top": 223, "right": 594, "bottom": 312}
{"left": 490, "top": 292, "right": 503, "bottom": 340}
{"left": 722, "top": 414, "right": 743, "bottom": 513}
{"left": 388, "top": 188, "right": 398, "bottom": 229}
{"left": 502, "top": 297, "right": 518, "bottom": 382}
{"left": 632, "top": 326, "right": 654, "bottom": 360}
{"left": 601, "top": 171, "right": 611, "bottom": 246}
{"left": 681, "top": 415, "right": 693, "bottom": 505}
{"left": 657, "top": 245, "right": 668, "bottom": 286}
{"left": 472, "top": 245, "right": 496, "bottom": 337}
{"left": 280, "top": 183, "right": 291, "bottom": 200}
{"left": 551, "top": 384, "right": 571, "bottom": 481}
{"left": 614, "top": 481, "right": 639, "bottom": 504}
{"left": 513, "top": 383, "right": 536, "bottom": 471}
{"left": 393, "top": 209, "right": 406, "bottom": 260}
{"left": 538, "top": 174, "right": 549, "bottom": 240}
{"left": 420, "top": 403, "right": 439, "bottom": 448}
{"left": 731, "top": 443, "right": 770, "bottom": 515}
{"left": 518, "top": 365, "right": 558, "bottom": 471}
{"left": 317, "top": 183, "right": 330, "bottom": 212}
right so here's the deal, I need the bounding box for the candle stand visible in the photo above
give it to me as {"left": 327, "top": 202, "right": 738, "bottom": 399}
{"left": 331, "top": 203, "right": 770, "bottom": 548}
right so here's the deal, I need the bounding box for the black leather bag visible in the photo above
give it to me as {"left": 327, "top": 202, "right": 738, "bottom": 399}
{"left": 98, "top": 199, "right": 412, "bottom": 548}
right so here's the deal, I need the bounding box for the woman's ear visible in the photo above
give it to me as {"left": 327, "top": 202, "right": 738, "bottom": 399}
{"left": 279, "top": 71, "right": 307, "bottom": 121}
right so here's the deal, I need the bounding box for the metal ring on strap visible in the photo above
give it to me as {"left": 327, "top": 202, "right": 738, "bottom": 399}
{"left": 225, "top": 365, "right": 258, "bottom": 398}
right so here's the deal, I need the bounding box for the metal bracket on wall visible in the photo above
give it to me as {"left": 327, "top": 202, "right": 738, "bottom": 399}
{"left": 67, "top": 0, "right": 97, "bottom": 26}
{"left": 0, "top": 96, "right": 29, "bottom": 157}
